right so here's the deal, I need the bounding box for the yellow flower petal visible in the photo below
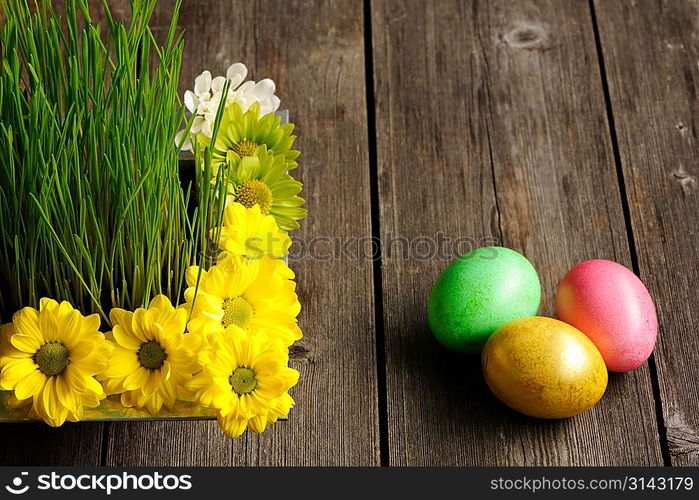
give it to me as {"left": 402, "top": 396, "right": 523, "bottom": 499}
{"left": 112, "top": 324, "right": 140, "bottom": 350}
{"left": 186, "top": 265, "right": 203, "bottom": 288}
{"left": 1, "top": 358, "right": 37, "bottom": 388}
{"left": 12, "top": 307, "right": 42, "bottom": 343}
{"left": 132, "top": 309, "right": 157, "bottom": 342}
{"left": 38, "top": 301, "right": 59, "bottom": 342}
{"left": 14, "top": 369, "right": 46, "bottom": 400}
{"left": 55, "top": 301, "right": 81, "bottom": 347}
{"left": 144, "top": 393, "right": 164, "bottom": 414}
{"left": 148, "top": 295, "right": 174, "bottom": 313}
{"left": 123, "top": 366, "right": 149, "bottom": 390}
{"left": 10, "top": 334, "right": 40, "bottom": 354}
{"left": 247, "top": 414, "right": 268, "bottom": 434}
{"left": 55, "top": 374, "right": 77, "bottom": 410}
{"left": 104, "top": 349, "right": 139, "bottom": 378}
{"left": 160, "top": 378, "right": 177, "bottom": 403}
{"left": 217, "top": 413, "right": 248, "bottom": 438}
{"left": 142, "top": 370, "right": 161, "bottom": 397}
{"left": 82, "top": 313, "right": 101, "bottom": 334}
{"left": 120, "top": 391, "right": 136, "bottom": 408}
{"left": 85, "top": 375, "right": 105, "bottom": 396}
{"left": 218, "top": 202, "right": 291, "bottom": 259}
{"left": 71, "top": 352, "right": 108, "bottom": 375}
{"left": 40, "top": 376, "right": 57, "bottom": 420}
{"left": 69, "top": 339, "right": 95, "bottom": 360}
{"left": 64, "top": 364, "right": 87, "bottom": 393}
{"left": 110, "top": 308, "right": 132, "bottom": 330}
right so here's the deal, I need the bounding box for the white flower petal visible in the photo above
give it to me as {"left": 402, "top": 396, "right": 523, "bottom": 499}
{"left": 174, "top": 129, "right": 186, "bottom": 146}
{"left": 174, "top": 129, "right": 192, "bottom": 151}
{"left": 262, "top": 95, "right": 281, "bottom": 115}
{"left": 253, "top": 78, "right": 276, "bottom": 95}
{"left": 199, "top": 99, "right": 220, "bottom": 117}
{"left": 184, "top": 90, "right": 198, "bottom": 113}
{"left": 226, "top": 62, "right": 248, "bottom": 89}
{"left": 194, "top": 70, "right": 212, "bottom": 96}
{"left": 190, "top": 116, "right": 205, "bottom": 134}
{"left": 208, "top": 93, "right": 223, "bottom": 110}
{"left": 224, "top": 91, "right": 238, "bottom": 106}
{"left": 201, "top": 119, "right": 214, "bottom": 138}
{"left": 236, "top": 97, "right": 254, "bottom": 113}
{"left": 203, "top": 110, "right": 218, "bottom": 122}
{"left": 211, "top": 76, "right": 226, "bottom": 94}
{"left": 236, "top": 80, "right": 255, "bottom": 94}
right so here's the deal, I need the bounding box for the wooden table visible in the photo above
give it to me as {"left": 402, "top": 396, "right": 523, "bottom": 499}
{"left": 1, "top": 0, "right": 697, "bottom": 467}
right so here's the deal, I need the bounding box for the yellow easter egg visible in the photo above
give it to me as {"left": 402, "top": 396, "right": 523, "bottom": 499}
{"left": 481, "top": 316, "right": 608, "bottom": 419}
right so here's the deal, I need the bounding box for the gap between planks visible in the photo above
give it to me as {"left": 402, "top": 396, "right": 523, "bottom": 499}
{"left": 587, "top": 0, "right": 672, "bottom": 466}
{"left": 363, "top": 0, "right": 390, "bottom": 467}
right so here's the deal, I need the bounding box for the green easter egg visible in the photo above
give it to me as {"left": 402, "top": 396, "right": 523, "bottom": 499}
{"left": 428, "top": 246, "right": 541, "bottom": 353}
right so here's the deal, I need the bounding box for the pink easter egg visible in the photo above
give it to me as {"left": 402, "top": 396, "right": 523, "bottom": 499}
{"left": 556, "top": 259, "right": 657, "bottom": 372}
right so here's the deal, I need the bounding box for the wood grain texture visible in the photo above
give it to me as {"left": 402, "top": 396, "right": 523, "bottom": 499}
{"left": 594, "top": 0, "right": 699, "bottom": 466}
{"left": 105, "top": 0, "right": 380, "bottom": 466}
{"left": 370, "top": 0, "right": 663, "bottom": 465}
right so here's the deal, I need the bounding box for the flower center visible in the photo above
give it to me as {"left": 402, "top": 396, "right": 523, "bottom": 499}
{"left": 221, "top": 297, "right": 254, "bottom": 329}
{"left": 232, "top": 140, "right": 259, "bottom": 157}
{"left": 234, "top": 179, "right": 273, "bottom": 214}
{"left": 229, "top": 367, "right": 257, "bottom": 395}
{"left": 34, "top": 342, "right": 70, "bottom": 376}
{"left": 138, "top": 341, "right": 167, "bottom": 370}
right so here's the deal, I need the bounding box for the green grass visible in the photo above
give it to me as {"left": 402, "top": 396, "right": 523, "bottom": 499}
{"left": 0, "top": 0, "right": 218, "bottom": 324}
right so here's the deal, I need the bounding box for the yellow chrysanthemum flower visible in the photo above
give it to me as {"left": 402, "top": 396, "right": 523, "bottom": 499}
{"left": 101, "top": 295, "right": 201, "bottom": 414}
{"left": 207, "top": 102, "right": 300, "bottom": 173}
{"left": 0, "top": 299, "right": 112, "bottom": 427}
{"left": 0, "top": 322, "right": 15, "bottom": 359}
{"left": 184, "top": 255, "right": 301, "bottom": 345}
{"left": 189, "top": 327, "right": 299, "bottom": 438}
{"left": 0, "top": 323, "right": 30, "bottom": 410}
{"left": 218, "top": 202, "right": 291, "bottom": 260}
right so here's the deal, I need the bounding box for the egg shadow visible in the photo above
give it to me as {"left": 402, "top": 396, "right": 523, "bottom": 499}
{"left": 389, "top": 302, "right": 568, "bottom": 459}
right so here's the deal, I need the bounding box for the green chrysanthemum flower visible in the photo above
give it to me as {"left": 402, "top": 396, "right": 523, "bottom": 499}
{"left": 208, "top": 102, "right": 300, "bottom": 174}
{"left": 227, "top": 147, "right": 306, "bottom": 231}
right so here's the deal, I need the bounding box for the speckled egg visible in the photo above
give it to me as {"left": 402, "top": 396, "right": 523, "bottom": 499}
{"left": 427, "top": 246, "right": 541, "bottom": 353}
{"left": 482, "top": 316, "right": 608, "bottom": 419}
{"left": 556, "top": 259, "right": 658, "bottom": 372}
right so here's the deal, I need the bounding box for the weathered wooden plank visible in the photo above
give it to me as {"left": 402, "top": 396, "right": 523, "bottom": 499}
{"left": 105, "top": 420, "right": 231, "bottom": 466}
{"left": 593, "top": 0, "right": 699, "bottom": 466}
{"left": 371, "top": 0, "right": 663, "bottom": 465}
{"left": 105, "top": 0, "right": 380, "bottom": 465}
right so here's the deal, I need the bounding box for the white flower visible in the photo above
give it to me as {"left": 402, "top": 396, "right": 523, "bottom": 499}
{"left": 175, "top": 63, "right": 281, "bottom": 151}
